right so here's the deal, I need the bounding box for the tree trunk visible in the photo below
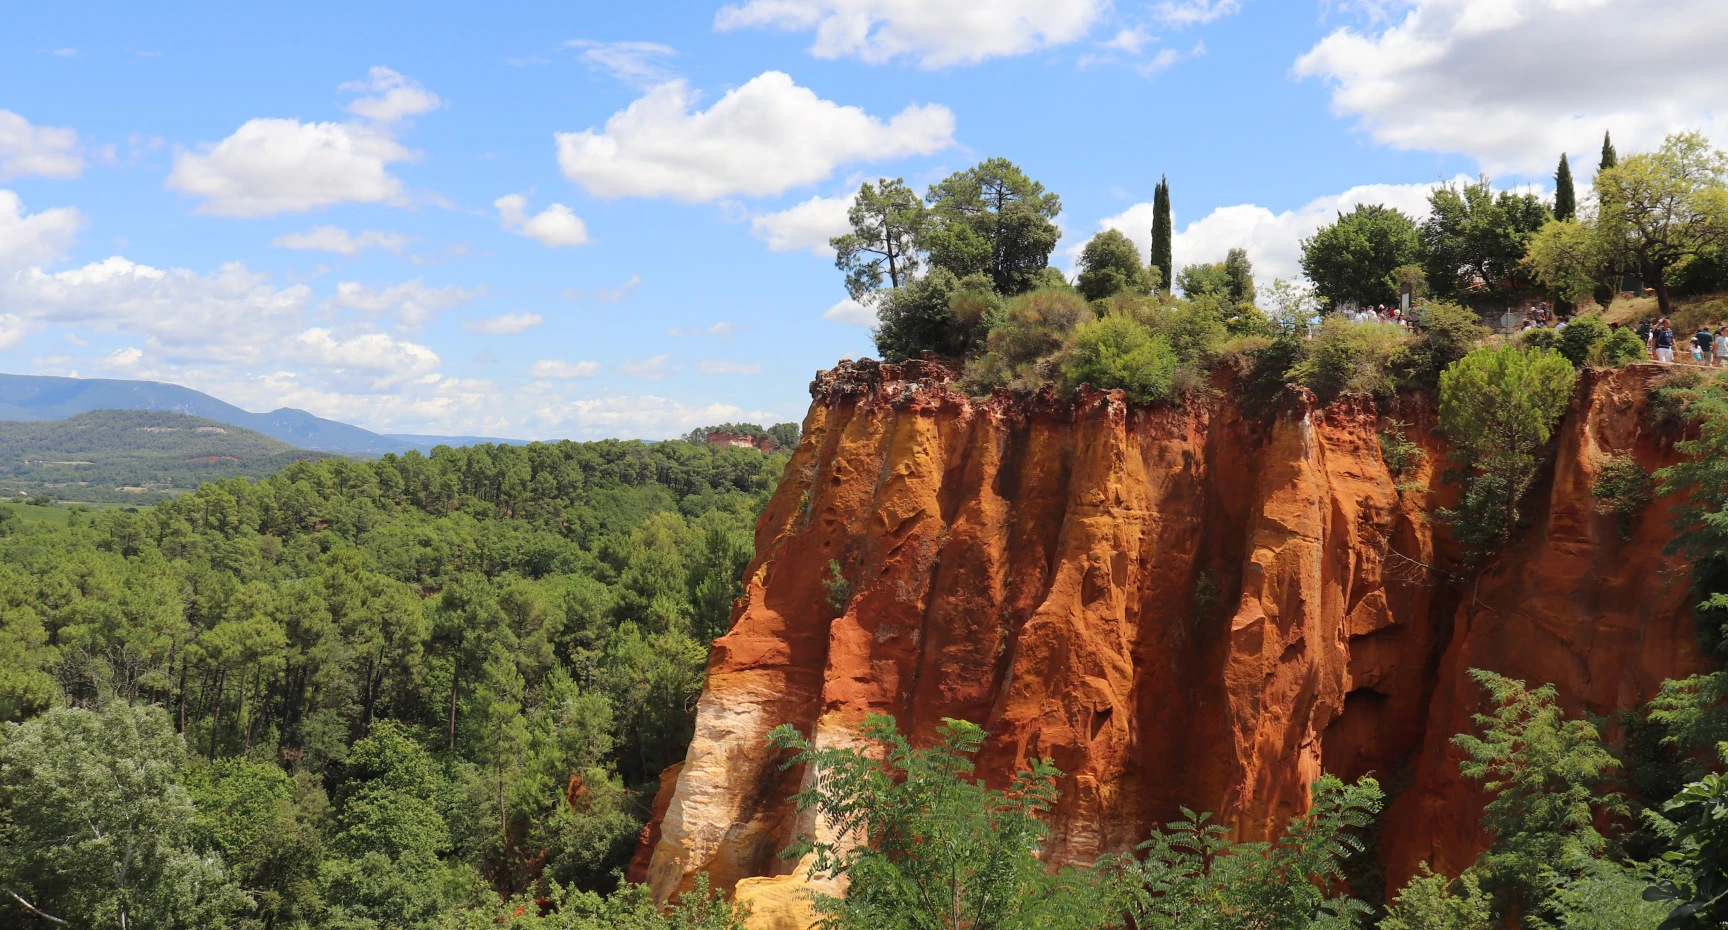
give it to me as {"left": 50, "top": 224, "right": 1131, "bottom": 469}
{"left": 1650, "top": 262, "right": 1672, "bottom": 317}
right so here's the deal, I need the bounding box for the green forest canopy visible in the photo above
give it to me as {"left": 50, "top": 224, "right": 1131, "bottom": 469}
{"left": 0, "top": 436, "right": 785, "bottom": 928}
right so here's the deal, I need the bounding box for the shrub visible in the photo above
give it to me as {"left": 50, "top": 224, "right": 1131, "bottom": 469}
{"left": 1060, "top": 312, "right": 1179, "bottom": 405}
{"left": 1437, "top": 345, "right": 1578, "bottom": 559}
{"left": 1379, "top": 420, "right": 1425, "bottom": 477}
{"left": 1650, "top": 367, "right": 1710, "bottom": 434}
{"left": 1399, "top": 300, "right": 1491, "bottom": 389}
{"left": 1519, "top": 327, "right": 1560, "bottom": 352}
{"left": 823, "top": 559, "right": 851, "bottom": 613}
{"left": 1591, "top": 453, "right": 1654, "bottom": 540}
{"left": 1594, "top": 327, "right": 1647, "bottom": 367}
{"left": 961, "top": 288, "right": 1093, "bottom": 394}
{"left": 1285, "top": 318, "right": 1410, "bottom": 403}
{"left": 1556, "top": 314, "right": 1610, "bottom": 367}
{"left": 873, "top": 269, "right": 997, "bottom": 362}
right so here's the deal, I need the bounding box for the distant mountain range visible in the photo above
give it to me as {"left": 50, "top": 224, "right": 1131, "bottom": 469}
{"left": 0, "top": 373, "right": 520, "bottom": 455}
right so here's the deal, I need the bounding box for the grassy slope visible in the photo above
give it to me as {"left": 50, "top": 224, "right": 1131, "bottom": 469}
{"left": 0, "top": 409, "right": 332, "bottom": 503}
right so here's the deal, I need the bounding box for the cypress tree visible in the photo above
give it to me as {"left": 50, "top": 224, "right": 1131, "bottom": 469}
{"left": 1599, "top": 131, "right": 1617, "bottom": 171}
{"left": 1554, "top": 153, "right": 1576, "bottom": 221}
{"left": 1151, "top": 176, "right": 1173, "bottom": 293}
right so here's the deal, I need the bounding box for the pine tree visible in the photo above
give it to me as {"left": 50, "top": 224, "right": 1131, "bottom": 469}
{"left": 1600, "top": 131, "right": 1617, "bottom": 171}
{"left": 1151, "top": 176, "right": 1173, "bottom": 293}
{"left": 1554, "top": 153, "right": 1576, "bottom": 221}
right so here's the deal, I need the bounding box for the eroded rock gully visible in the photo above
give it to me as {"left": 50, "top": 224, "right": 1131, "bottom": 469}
{"left": 635, "top": 359, "right": 1712, "bottom": 928}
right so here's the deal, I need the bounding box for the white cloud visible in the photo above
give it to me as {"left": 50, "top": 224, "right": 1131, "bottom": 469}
{"left": 106, "top": 346, "right": 143, "bottom": 367}
{"left": 271, "top": 225, "right": 413, "bottom": 255}
{"left": 0, "top": 315, "right": 33, "bottom": 348}
{"left": 698, "top": 359, "right": 763, "bottom": 375}
{"left": 1094, "top": 177, "right": 1472, "bottom": 287}
{"left": 167, "top": 118, "right": 415, "bottom": 217}
{"left": 562, "top": 275, "right": 642, "bottom": 302}
{"left": 290, "top": 327, "right": 440, "bottom": 387}
{"left": 529, "top": 359, "right": 600, "bottom": 379}
{"left": 1101, "top": 27, "right": 1156, "bottom": 54}
{"left": 714, "top": 0, "right": 1107, "bottom": 67}
{"left": 341, "top": 66, "right": 444, "bottom": 125}
{"left": 555, "top": 71, "right": 954, "bottom": 202}
{"left": 463, "top": 312, "right": 544, "bottom": 334}
{"left": 0, "top": 190, "right": 83, "bottom": 270}
{"left": 1, "top": 257, "right": 314, "bottom": 360}
{"left": 752, "top": 192, "right": 853, "bottom": 253}
{"left": 563, "top": 39, "right": 678, "bottom": 88}
{"left": 0, "top": 110, "right": 84, "bottom": 180}
{"left": 618, "top": 354, "right": 674, "bottom": 379}
{"left": 166, "top": 68, "right": 442, "bottom": 217}
{"left": 1157, "top": 0, "right": 1242, "bottom": 26}
{"left": 494, "top": 194, "right": 592, "bottom": 247}
{"left": 823, "top": 296, "right": 876, "bottom": 327}
{"left": 1295, "top": 0, "right": 1728, "bottom": 175}
{"left": 333, "top": 278, "right": 483, "bottom": 328}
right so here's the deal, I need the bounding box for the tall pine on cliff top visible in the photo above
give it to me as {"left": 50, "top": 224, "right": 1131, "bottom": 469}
{"left": 1600, "top": 130, "right": 1618, "bottom": 171}
{"left": 1151, "top": 176, "right": 1173, "bottom": 293}
{"left": 1554, "top": 153, "right": 1576, "bottom": 221}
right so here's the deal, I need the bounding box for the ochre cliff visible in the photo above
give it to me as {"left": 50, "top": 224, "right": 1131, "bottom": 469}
{"left": 635, "top": 359, "right": 1711, "bottom": 926}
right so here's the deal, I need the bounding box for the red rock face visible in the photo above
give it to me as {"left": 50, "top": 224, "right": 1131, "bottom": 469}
{"left": 636, "top": 360, "right": 1710, "bottom": 924}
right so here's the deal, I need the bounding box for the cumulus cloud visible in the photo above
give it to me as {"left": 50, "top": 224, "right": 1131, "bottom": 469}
{"left": 752, "top": 192, "right": 853, "bottom": 253}
{"left": 823, "top": 296, "right": 876, "bottom": 327}
{"left": 340, "top": 66, "right": 444, "bottom": 125}
{"left": 168, "top": 118, "right": 415, "bottom": 217}
{"left": 289, "top": 327, "right": 440, "bottom": 387}
{"left": 1094, "top": 177, "right": 1472, "bottom": 287}
{"left": 698, "top": 359, "right": 763, "bottom": 375}
{"left": 0, "top": 314, "right": 33, "bottom": 348}
{"left": 714, "top": 0, "right": 1107, "bottom": 68}
{"left": 0, "top": 110, "right": 84, "bottom": 180}
{"left": 494, "top": 194, "right": 592, "bottom": 247}
{"left": 463, "top": 312, "right": 543, "bottom": 334}
{"left": 0, "top": 190, "right": 84, "bottom": 270}
{"left": 563, "top": 39, "right": 678, "bottom": 88}
{"left": 617, "top": 354, "right": 674, "bottom": 379}
{"left": 1295, "top": 0, "right": 1728, "bottom": 175}
{"left": 1, "top": 257, "right": 314, "bottom": 360}
{"left": 528, "top": 359, "right": 600, "bottom": 379}
{"left": 333, "top": 278, "right": 484, "bottom": 328}
{"left": 271, "top": 225, "right": 413, "bottom": 255}
{"left": 555, "top": 71, "right": 954, "bottom": 201}
{"left": 167, "top": 67, "right": 440, "bottom": 217}
{"left": 1157, "top": 0, "right": 1242, "bottom": 25}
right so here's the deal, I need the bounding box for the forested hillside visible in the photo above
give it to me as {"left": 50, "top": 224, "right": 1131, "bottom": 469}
{"left": 0, "top": 436, "right": 787, "bottom": 928}
{"left": 0, "top": 410, "right": 331, "bottom": 503}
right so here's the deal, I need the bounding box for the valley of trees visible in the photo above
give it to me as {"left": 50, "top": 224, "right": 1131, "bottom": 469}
{"left": 0, "top": 410, "right": 336, "bottom": 505}
{"left": 0, "top": 434, "right": 790, "bottom": 929}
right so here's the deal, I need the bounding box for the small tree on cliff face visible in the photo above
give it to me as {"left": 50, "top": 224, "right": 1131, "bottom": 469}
{"left": 1437, "top": 345, "right": 1577, "bottom": 559}
{"left": 1451, "top": 670, "right": 1627, "bottom": 925}
{"left": 767, "top": 714, "right": 1113, "bottom": 930}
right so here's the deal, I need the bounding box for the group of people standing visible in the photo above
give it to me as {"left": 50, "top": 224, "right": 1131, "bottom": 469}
{"left": 1637, "top": 318, "right": 1728, "bottom": 366}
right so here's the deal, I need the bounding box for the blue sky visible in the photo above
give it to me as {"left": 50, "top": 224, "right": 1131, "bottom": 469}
{"left": 2, "top": 0, "right": 1722, "bottom": 439}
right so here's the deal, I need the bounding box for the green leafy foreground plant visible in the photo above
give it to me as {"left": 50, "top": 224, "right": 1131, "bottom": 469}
{"left": 768, "top": 714, "right": 1383, "bottom": 930}
{"left": 768, "top": 715, "right": 1110, "bottom": 930}
{"left": 1114, "top": 775, "right": 1382, "bottom": 930}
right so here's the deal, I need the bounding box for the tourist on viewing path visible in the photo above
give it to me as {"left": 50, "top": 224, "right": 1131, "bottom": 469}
{"left": 1715, "top": 326, "right": 1728, "bottom": 367}
{"left": 1695, "top": 326, "right": 1715, "bottom": 364}
{"left": 1654, "top": 320, "right": 1676, "bottom": 363}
